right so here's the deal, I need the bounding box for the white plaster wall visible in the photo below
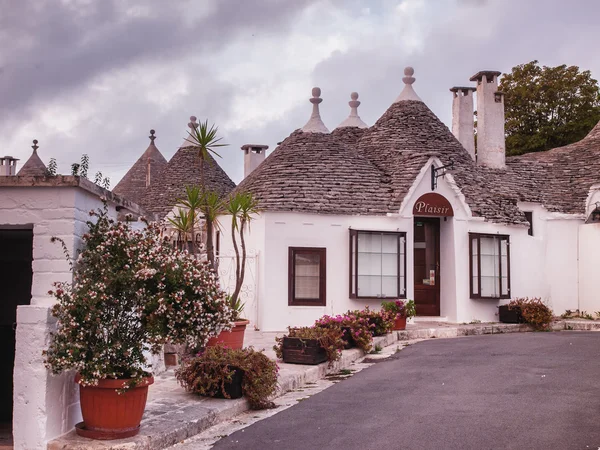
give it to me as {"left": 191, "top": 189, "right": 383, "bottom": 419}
{"left": 0, "top": 186, "right": 121, "bottom": 449}
{"left": 218, "top": 216, "right": 265, "bottom": 329}
{"left": 258, "top": 212, "right": 412, "bottom": 331}
{"left": 579, "top": 223, "right": 600, "bottom": 313}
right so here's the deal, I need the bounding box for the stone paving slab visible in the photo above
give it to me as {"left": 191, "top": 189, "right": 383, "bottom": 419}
{"left": 47, "top": 319, "right": 600, "bottom": 450}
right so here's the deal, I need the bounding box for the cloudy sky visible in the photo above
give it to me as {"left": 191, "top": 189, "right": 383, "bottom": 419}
{"left": 2, "top": 0, "right": 599, "bottom": 186}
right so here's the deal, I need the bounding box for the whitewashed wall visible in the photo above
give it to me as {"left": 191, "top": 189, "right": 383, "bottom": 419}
{"left": 224, "top": 158, "right": 597, "bottom": 331}
{"left": 0, "top": 186, "right": 118, "bottom": 450}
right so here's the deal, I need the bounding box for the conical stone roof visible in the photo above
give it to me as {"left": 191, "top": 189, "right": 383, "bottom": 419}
{"left": 113, "top": 130, "right": 167, "bottom": 204}
{"left": 18, "top": 140, "right": 47, "bottom": 176}
{"left": 140, "top": 146, "right": 236, "bottom": 219}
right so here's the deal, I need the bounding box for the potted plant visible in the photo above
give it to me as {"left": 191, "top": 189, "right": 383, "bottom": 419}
{"left": 206, "top": 295, "right": 250, "bottom": 349}
{"left": 381, "top": 299, "right": 416, "bottom": 330}
{"left": 206, "top": 191, "right": 260, "bottom": 349}
{"left": 176, "top": 346, "right": 278, "bottom": 410}
{"left": 274, "top": 326, "right": 345, "bottom": 366}
{"left": 44, "top": 206, "right": 234, "bottom": 440}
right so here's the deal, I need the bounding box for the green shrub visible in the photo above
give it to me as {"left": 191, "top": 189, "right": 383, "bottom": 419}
{"left": 509, "top": 298, "right": 553, "bottom": 330}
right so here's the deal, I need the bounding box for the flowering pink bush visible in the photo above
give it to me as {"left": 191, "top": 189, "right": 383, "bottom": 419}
{"left": 44, "top": 206, "right": 234, "bottom": 387}
{"left": 381, "top": 299, "right": 416, "bottom": 320}
{"left": 315, "top": 313, "right": 373, "bottom": 352}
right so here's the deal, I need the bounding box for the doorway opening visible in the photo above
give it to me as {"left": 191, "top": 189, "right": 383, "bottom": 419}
{"left": 0, "top": 228, "right": 33, "bottom": 448}
{"left": 413, "top": 218, "right": 440, "bottom": 316}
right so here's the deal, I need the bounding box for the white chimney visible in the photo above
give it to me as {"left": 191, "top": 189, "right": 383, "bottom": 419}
{"left": 470, "top": 70, "right": 505, "bottom": 169}
{"left": 0, "top": 156, "right": 19, "bottom": 176}
{"left": 450, "top": 86, "right": 476, "bottom": 160}
{"left": 241, "top": 144, "right": 268, "bottom": 178}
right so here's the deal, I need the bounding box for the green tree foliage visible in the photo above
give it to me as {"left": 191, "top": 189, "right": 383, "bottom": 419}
{"left": 500, "top": 60, "right": 600, "bottom": 156}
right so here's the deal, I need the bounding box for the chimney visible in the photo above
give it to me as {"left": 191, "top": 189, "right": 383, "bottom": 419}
{"left": 470, "top": 70, "right": 505, "bottom": 169}
{"left": 0, "top": 156, "right": 19, "bottom": 176}
{"left": 241, "top": 144, "right": 268, "bottom": 178}
{"left": 450, "top": 87, "right": 476, "bottom": 160}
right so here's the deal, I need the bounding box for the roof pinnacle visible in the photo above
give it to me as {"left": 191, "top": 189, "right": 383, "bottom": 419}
{"left": 394, "top": 66, "right": 422, "bottom": 103}
{"left": 32, "top": 139, "right": 39, "bottom": 152}
{"left": 149, "top": 129, "right": 156, "bottom": 143}
{"left": 301, "top": 87, "right": 330, "bottom": 133}
{"left": 336, "top": 92, "right": 368, "bottom": 129}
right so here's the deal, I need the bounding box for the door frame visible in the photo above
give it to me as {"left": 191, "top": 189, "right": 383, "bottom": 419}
{"left": 413, "top": 217, "right": 441, "bottom": 316}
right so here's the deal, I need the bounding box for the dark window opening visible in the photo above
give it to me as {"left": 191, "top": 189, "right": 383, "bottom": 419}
{"left": 524, "top": 211, "right": 533, "bottom": 236}
{"left": 349, "top": 230, "right": 406, "bottom": 299}
{"left": 288, "top": 247, "right": 326, "bottom": 306}
{"left": 469, "top": 233, "right": 510, "bottom": 299}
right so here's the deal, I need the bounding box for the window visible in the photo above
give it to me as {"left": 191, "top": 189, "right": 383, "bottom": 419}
{"left": 469, "top": 233, "right": 510, "bottom": 299}
{"left": 349, "top": 230, "right": 406, "bottom": 299}
{"left": 288, "top": 247, "right": 326, "bottom": 306}
{"left": 524, "top": 211, "right": 533, "bottom": 236}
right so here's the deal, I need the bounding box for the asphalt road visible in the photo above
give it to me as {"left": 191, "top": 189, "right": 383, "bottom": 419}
{"left": 212, "top": 332, "right": 600, "bottom": 450}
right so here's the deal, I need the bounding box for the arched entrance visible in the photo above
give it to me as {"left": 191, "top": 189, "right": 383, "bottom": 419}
{"left": 413, "top": 193, "right": 453, "bottom": 316}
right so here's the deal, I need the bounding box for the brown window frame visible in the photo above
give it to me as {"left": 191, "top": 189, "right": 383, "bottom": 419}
{"left": 288, "top": 247, "right": 326, "bottom": 306}
{"left": 524, "top": 211, "right": 533, "bottom": 236}
{"left": 349, "top": 230, "right": 407, "bottom": 300}
{"left": 469, "top": 233, "right": 511, "bottom": 299}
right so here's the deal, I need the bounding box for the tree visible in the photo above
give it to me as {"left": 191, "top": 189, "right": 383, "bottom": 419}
{"left": 499, "top": 60, "right": 600, "bottom": 156}
{"left": 184, "top": 121, "right": 229, "bottom": 270}
{"left": 226, "top": 192, "right": 260, "bottom": 310}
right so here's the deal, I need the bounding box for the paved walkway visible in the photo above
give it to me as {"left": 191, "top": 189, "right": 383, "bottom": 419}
{"left": 48, "top": 320, "right": 600, "bottom": 450}
{"left": 210, "top": 332, "right": 600, "bottom": 450}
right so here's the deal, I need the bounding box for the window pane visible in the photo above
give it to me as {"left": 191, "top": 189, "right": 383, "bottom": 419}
{"left": 357, "top": 275, "right": 380, "bottom": 297}
{"left": 399, "top": 237, "right": 405, "bottom": 295}
{"left": 381, "top": 275, "right": 398, "bottom": 297}
{"left": 500, "top": 239, "right": 509, "bottom": 296}
{"left": 295, "top": 253, "right": 320, "bottom": 299}
{"left": 358, "top": 232, "right": 381, "bottom": 253}
{"left": 358, "top": 252, "right": 382, "bottom": 276}
{"left": 381, "top": 233, "right": 398, "bottom": 254}
{"left": 480, "top": 237, "right": 499, "bottom": 298}
{"left": 471, "top": 238, "right": 479, "bottom": 295}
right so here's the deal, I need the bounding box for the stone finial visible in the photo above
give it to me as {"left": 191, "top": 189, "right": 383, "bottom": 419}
{"left": 149, "top": 129, "right": 156, "bottom": 143}
{"left": 188, "top": 116, "right": 199, "bottom": 129}
{"left": 336, "top": 92, "right": 368, "bottom": 129}
{"left": 32, "top": 139, "right": 39, "bottom": 152}
{"left": 394, "top": 66, "right": 423, "bottom": 103}
{"left": 301, "top": 87, "right": 330, "bottom": 133}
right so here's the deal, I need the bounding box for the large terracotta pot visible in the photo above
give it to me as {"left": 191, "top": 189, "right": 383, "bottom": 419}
{"left": 393, "top": 316, "right": 407, "bottom": 331}
{"left": 75, "top": 374, "right": 154, "bottom": 440}
{"left": 206, "top": 319, "right": 250, "bottom": 349}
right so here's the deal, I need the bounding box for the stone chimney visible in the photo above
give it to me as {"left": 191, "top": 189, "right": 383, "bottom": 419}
{"left": 241, "top": 144, "right": 268, "bottom": 178}
{"left": 0, "top": 156, "right": 19, "bottom": 175}
{"left": 470, "top": 70, "right": 505, "bottom": 169}
{"left": 450, "top": 87, "right": 476, "bottom": 160}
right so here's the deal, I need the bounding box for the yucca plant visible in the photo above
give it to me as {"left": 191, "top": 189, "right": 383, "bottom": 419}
{"left": 226, "top": 192, "right": 260, "bottom": 308}
{"left": 185, "top": 120, "right": 228, "bottom": 191}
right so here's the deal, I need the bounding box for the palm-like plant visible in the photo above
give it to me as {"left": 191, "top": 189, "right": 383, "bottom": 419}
{"left": 168, "top": 186, "right": 204, "bottom": 253}
{"left": 185, "top": 120, "right": 228, "bottom": 191}
{"left": 226, "top": 192, "right": 260, "bottom": 309}
{"left": 200, "top": 191, "right": 226, "bottom": 269}
{"left": 167, "top": 208, "right": 195, "bottom": 252}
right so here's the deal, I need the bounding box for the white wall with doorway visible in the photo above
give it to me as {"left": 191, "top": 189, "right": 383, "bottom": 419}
{"left": 0, "top": 181, "right": 141, "bottom": 450}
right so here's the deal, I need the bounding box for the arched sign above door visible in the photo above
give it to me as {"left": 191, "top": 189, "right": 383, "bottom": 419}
{"left": 413, "top": 193, "right": 454, "bottom": 217}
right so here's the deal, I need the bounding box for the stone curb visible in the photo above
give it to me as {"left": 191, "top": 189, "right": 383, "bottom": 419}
{"left": 48, "top": 320, "right": 600, "bottom": 450}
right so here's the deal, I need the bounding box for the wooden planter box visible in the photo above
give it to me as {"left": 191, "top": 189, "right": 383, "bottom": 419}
{"left": 208, "top": 367, "right": 244, "bottom": 400}
{"left": 498, "top": 305, "right": 524, "bottom": 324}
{"left": 282, "top": 337, "right": 328, "bottom": 365}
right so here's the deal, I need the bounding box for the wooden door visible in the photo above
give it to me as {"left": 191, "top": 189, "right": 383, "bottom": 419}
{"left": 413, "top": 218, "right": 440, "bottom": 316}
{"left": 0, "top": 229, "right": 33, "bottom": 422}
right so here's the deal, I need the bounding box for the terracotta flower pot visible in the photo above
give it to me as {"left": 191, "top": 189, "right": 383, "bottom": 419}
{"left": 393, "top": 316, "right": 407, "bottom": 330}
{"left": 206, "top": 319, "right": 250, "bottom": 349}
{"left": 74, "top": 374, "right": 154, "bottom": 440}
